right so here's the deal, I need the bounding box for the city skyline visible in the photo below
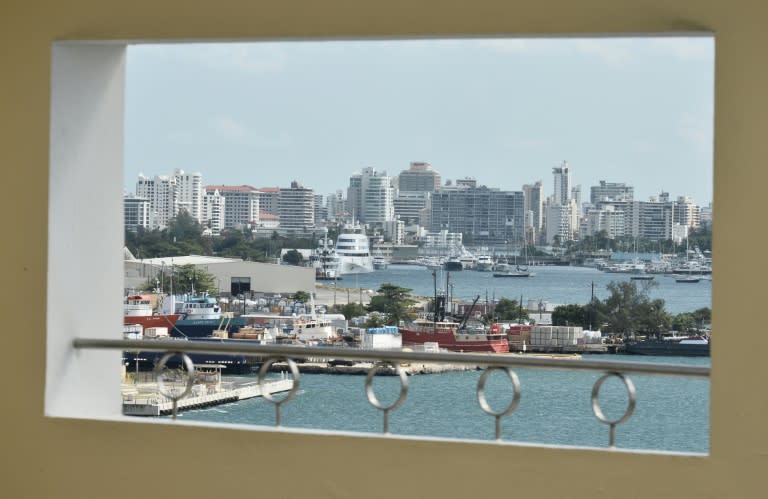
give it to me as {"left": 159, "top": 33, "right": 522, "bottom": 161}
{"left": 125, "top": 37, "right": 714, "bottom": 205}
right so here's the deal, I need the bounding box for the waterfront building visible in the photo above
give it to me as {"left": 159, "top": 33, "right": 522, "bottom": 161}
{"left": 398, "top": 161, "right": 441, "bottom": 192}
{"left": 202, "top": 189, "right": 225, "bottom": 233}
{"left": 590, "top": 180, "right": 634, "bottom": 204}
{"left": 581, "top": 204, "right": 626, "bottom": 240}
{"left": 314, "top": 194, "right": 328, "bottom": 225}
{"left": 430, "top": 184, "right": 525, "bottom": 244}
{"left": 522, "top": 181, "right": 543, "bottom": 231}
{"left": 361, "top": 167, "right": 395, "bottom": 224}
{"left": 346, "top": 173, "right": 363, "bottom": 222}
{"left": 326, "top": 190, "right": 346, "bottom": 222}
{"left": 394, "top": 191, "right": 431, "bottom": 225}
{"left": 205, "top": 184, "right": 260, "bottom": 229}
{"left": 629, "top": 197, "right": 674, "bottom": 241}
{"left": 123, "top": 195, "right": 151, "bottom": 232}
{"left": 278, "top": 181, "right": 315, "bottom": 232}
{"left": 544, "top": 200, "right": 578, "bottom": 244}
{"left": 673, "top": 196, "right": 701, "bottom": 229}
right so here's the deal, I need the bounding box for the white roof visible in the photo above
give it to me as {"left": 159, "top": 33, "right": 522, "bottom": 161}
{"left": 129, "top": 254, "right": 243, "bottom": 266}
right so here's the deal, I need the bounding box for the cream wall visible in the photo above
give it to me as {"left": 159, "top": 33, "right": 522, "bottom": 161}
{"left": 2, "top": 1, "right": 766, "bottom": 498}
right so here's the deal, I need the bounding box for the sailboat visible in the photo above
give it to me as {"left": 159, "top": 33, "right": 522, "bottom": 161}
{"left": 493, "top": 237, "right": 535, "bottom": 278}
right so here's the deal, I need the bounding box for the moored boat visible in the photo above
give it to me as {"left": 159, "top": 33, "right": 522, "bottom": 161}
{"left": 624, "top": 335, "right": 710, "bottom": 356}
{"left": 335, "top": 225, "right": 374, "bottom": 274}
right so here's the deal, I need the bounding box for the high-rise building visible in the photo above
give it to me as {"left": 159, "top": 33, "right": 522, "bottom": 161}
{"left": 673, "top": 196, "right": 701, "bottom": 230}
{"left": 205, "top": 184, "right": 260, "bottom": 229}
{"left": 173, "top": 169, "right": 203, "bottom": 222}
{"left": 278, "top": 181, "right": 315, "bottom": 232}
{"left": 258, "top": 187, "right": 280, "bottom": 216}
{"left": 347, "top": 167, "right": 394, "bottom": 225}
{"left": 430, "top": 185, "right": 525, "bottom": 244}
{"left": 523, "top": 180, "right": 544, "bottom": 242}
{"left": 124, "top": 195, "right": 151, "bottom": 232}
{"left": 326, "top": 190, "right": 346, "bottom": 222}
{"left": 394, "top": 191, "right": 431, "bottom": 225}
{"left": 398, "top": 161, "right": 441, "bottom": 192}
{"left": 552, "top": 161, "right": 571, "bottom": 206}
{"left": 361, "top": 167, "right": 395, "bottom": 224}
{"left": 346, "top": 174, "right": 363, "bottom": 222}
{"left": 136, "top": 173, "right": 177, "bottom": 229}
{"left": 202, "top": 189, "right": 226, "bottom": 232}
{"left": 590, "top": 180, "right": 634, "bottom": 204}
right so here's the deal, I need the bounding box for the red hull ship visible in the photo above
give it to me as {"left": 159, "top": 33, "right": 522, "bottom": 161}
{"left": 400, "top": 320, "right": 508, "bottom": 353}
{"left": 123, "top": 294, "right": 181, "bottom": 331}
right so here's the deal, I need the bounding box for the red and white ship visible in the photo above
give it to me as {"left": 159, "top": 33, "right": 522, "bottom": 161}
{"left": 123, "top": 294, "right": 181, "bottom": 331}
{"left": 400, "top": 319, "right": 508, "bottom": 353}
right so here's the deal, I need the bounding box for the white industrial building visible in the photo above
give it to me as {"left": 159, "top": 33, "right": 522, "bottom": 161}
{"left": 124, "top": 253, "right": 315, "bottom": 296}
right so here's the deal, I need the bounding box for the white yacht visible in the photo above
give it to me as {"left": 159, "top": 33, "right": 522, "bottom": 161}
{"left": 310, "top": 229, "right": 341, "bottom": 280}
{"left": 335, "top": 226, "right": 374, "bottom": 274}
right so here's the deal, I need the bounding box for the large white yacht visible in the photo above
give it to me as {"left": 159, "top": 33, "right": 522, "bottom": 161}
{"left": 335, "top": 225, "right": 374, "bottom": 274}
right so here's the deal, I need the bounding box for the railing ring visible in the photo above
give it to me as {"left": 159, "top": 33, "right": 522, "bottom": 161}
{"left": 365, "top": 361, "right": 409, "bottom": 434}
{"left": 477, "top": 367, "right": 522, "bottom": 440}
{"left": 154, "top": 351, "right": 196, "bottom": 420}
{"left": 258, "top": 357, "right": 300, "bottom": 427}
{"left": 591, "top": 371, "right": 637, "bottom": 448}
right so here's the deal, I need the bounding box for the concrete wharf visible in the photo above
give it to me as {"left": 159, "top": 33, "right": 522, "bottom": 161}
{"left": 122, "top": 375, "right": 293, "bottom": 416}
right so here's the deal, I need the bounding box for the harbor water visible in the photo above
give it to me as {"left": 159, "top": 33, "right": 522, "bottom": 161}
{"left": 178, "top": 355, "right": 709, "bottom": 453}
{"left": 339, "top": 264, "right": 711, "bottom": 315}
{"left": 175, "top": 265, "right": 710, "bottom": 453}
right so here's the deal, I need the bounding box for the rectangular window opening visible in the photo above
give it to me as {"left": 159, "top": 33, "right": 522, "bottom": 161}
{"left": 50, "top": 35, "right": 713, "bottom": 455}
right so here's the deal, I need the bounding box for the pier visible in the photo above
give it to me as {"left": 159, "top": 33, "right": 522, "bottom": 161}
{"left": 122, "top": 367, "right": 294, "bottom": 416}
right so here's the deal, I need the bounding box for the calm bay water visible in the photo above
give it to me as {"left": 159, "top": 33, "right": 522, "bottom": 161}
{"left": 176, "top": 265, "right": 710, "bottom": 453}
{"left": 342, "top": 264, "right": 711, "bottom": 315}
{"left": 178, "top": 355, "right": 709, "bottom": 453}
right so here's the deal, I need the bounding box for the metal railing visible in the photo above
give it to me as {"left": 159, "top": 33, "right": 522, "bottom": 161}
{"left": 74, "top": 338, "right": 710, "bottom": 448}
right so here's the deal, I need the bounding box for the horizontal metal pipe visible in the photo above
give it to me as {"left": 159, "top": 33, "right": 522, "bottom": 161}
{"left": 74, "top": 338, "right": 710, "bottom": 377}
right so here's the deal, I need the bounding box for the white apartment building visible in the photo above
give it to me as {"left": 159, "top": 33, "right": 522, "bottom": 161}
{"left": 202, "top": 189, "right": 226, "bottom": 232}
{"left": 173, "top": 169, "right": 203, "bottom": 222}
{"left": 581, "top": 205, "right": 626, "bottom": 239}
{"left": 205, "top": 184, "right": 260, "bottom": 229}
{"left": 347, "top": 167, "right": 395, "bottom": 225}
{"left": 136, "top": 173, "right": 177, "bottom": 229}
{"left": 544, "top": 199, "right": 579, "bottom": 244}
{"left": 124, "top": 196, "right": 151, "bottom": 232}
{"left": 278, "top": 181, "right": 315, "bottom": 232}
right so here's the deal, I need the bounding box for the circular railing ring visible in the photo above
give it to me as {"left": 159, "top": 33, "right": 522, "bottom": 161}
{"left": 476, "top": 366, "right": 522, "bottom": 418}
{"left": 591, "top": 372, "right": 637, "bottom": 427}
{"left": 154, "top": 351, "right": 196, "bottom": 402}
{"left": 365, "top": 361, "right": 409, "bottom": 412}
{"left": 258, "top": 357, "right": 300, "bottom": 405}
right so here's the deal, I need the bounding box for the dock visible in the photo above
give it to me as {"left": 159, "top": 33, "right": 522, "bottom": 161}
{"left": 122, "top": 369, "right": 294, "bottom": 416}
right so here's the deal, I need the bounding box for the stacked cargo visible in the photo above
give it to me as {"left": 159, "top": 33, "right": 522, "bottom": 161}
{"left": 506, "top": 324, "right": 532, "bottom": 351}
{"left": 361, "top": 326, "right": 402, "bottom": 350}
{"left": 529, "top": 325, "right": 584, "bottom": 346}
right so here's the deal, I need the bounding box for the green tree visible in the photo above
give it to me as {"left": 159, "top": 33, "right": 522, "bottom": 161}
{"left": 148, "top": 264, "right": 216, "bottom": 294}
{"left": 336, "top": 302, "right": 367, "bottom": 320}
{"left": 552, "top": 304, "right": 588, "bottom": 327}
{"left": 293, "top": 291, "right": 310, "bottom": 303}
{"left": 672, "top": 312, "right": 696, "bottom": 332}
{"left": 363, "top": 314, "right": 385, "bottom": 328}
{"left": 692, "top": 307, "right": 712, "bottom": 329}
{"left": 367, "top": 283, "right": 416, "bottom": 326}
{"left": 282, "top": 249, "right": 304, "bottom": 265}
{"left": 489, "top": 298, "right": 528, "bottom": 322}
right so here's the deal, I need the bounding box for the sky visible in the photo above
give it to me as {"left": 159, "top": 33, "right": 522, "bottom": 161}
{"left": 125, "top": 37, "right": 714, "bottom": 205}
